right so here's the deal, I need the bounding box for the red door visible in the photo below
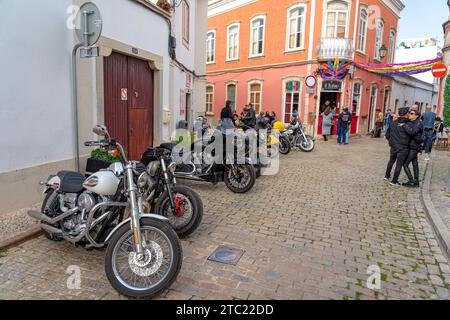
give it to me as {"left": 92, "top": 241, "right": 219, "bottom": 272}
{"left": 104, "top": 52, "right": 154, "bottom": 160}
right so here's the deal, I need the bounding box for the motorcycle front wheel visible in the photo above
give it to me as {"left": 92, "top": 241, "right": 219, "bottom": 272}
{"left": 105, "top": 218, "right": 182, "bottom": 299}
{"left": 224, "top": 164, "right": 256, "bottom": 194}
{"left": 155, "top": 185, "right": 203, "bottom": 239}
{"left": 298, "top": 135, "right": 315, "bottom": 152}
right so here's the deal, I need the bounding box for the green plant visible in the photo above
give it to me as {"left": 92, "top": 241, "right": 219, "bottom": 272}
{"left": 443, "top": 76, "right": 450, "bottom": 127}
{"left": 0, "top": 251, "right": 7, "bottom": 258}
{"left": 90, "top": 148, "right": 121, "bottom": 163}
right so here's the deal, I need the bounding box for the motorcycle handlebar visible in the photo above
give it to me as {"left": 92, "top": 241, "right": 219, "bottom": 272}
{"left": 84, "top": 140, "right": 109, "bottom": 148}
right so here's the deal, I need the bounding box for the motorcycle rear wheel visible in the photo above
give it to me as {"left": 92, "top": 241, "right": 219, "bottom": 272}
{"left": 155, "top": 185, "right": 203, "bottom": 239}
{"left": 41, "top": 189, "right": 62, "bottom": 241}
{"left": 279, "top": 136, "right": 291, "bottom": 155}
{"left": 105, "top": 218, "right": 182, "bottom": 299}
{"left": 224, "top": 164, "right": 256, "bottom": 194}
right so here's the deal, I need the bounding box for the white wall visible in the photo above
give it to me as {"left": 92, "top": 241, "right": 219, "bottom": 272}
{"left": 0, "top": 0, "right": 74, "bottom": 173}
{"left": 391, "top": 77, "right": 438, "bottom": 113}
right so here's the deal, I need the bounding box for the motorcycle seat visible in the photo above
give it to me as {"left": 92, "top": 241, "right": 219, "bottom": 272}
{"left": 57, "top": 171, "right": 85, "bottom": 193}
{"left": 160, "top": 143, "right": 176, "bottom": 151}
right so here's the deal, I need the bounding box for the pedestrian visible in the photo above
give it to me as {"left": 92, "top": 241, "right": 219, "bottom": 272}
{"left": 435, "top": 117, "right": 444, "bottom": 140}
{"left": 219, "top": 100, "right": 235, "bottom": 131}
{"left": 402, "top": 107, "right": 424, "bottom": 188}
{"left": 242, "top": 103, "right": 257, "bottom": 129}
{"left": 337, "top": 107, "right": 352, "bottom": 145}
{"left": 384, "top": 109, "right": 394, "bottom": 134}
{"left": 374, "top": 110, "right": 384, "bottom": 138}
{"left": 321, "top": 106, "right": 334, "bottom": 142}
{"left": 421, "top": 105, "right": 436, "bottom": 161}
{"left": 385, "top": 107, "right": 411, "bottom": 187}
{"left": 268, "top": 111, "right": 277, "bottom": 125}
{"left": 320, "top": 100, "right": 331, "bottom": 114}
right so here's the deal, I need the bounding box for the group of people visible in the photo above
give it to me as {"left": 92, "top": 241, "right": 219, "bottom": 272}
{"left": 320, "top": 100, "right": 353, "bottom": 145}
{"left": 384, "top": 104, "right": 440, "bottom": 188}
{"left": 221, "top": 100, "right": 278, "bottom": 130}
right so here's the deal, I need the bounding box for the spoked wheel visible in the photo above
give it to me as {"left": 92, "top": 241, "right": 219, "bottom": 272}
{"left": 297, "top": 135, "right": 315, "bottom": 152}
{"left": 224, "top": 164, "right": 256, "bottom": 194}
{"left": 105, "top": 218, "right": 182, "bottom": 299}
{"left": 155, "top": 185, "right": 203, "bottom": 239}
{"left": 279, "top": 136, "right": 291, "bottom": 155}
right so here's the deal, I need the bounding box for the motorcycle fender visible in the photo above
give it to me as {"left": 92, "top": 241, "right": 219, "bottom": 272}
{"left": 43, "top": 176, "right": 60, "bottom": 194}
{"left": 104, "top": 214, "right": 170, "bottom": 244}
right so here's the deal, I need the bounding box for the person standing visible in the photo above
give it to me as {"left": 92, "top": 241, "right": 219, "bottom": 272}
{"left": 384, "top": 109, "right": 394, "bottom": 133}
{"left": 403, "top": 108, "right": 424, "bottom": 188}
{"left": 321, "top": 106, "right": 334, "bottom": 142}
{"left": 435, "top": 117, "right": 444, "bottom": 140}
{"left": 337, "top": 107, "right": 352, "bottom": 145}
{"left": 421, "top": 105, "right": 436, "bottom": 161}
{"left": 320, "top": 100, "right": 331, "bottom": 114}
{"left": 242, "top": 103, "right": 256, "bottom": 129}
{"left": 375, "top": 110, "right": 384, "bottom": 138}
{"left": 219, "top": 100, "right": 235, "bottom": 130}
{"left": 385, "top": 108, "right": 411, "bottom": 187}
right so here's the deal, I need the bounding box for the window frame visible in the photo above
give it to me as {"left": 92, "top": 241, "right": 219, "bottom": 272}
{"left": 324, "top": 1, "right": 349, "bottom": 39}
{"left": 374, "top": 19, "right": 385, "bottom": 60}
{"left": 205, "top": 84, "right": 215, "bottom": 115}
{"left": 182, "top": 0, "right": 190, "bottom": 48}
{"left": 282, "top": 78, "right": 302, "bottom": 124}
{"left": 225, "top": 81, "right": 238, "bottom": 111}
{"left": 357, "top": 8, "right": 368, "bottom": 53}
{"left": 285, "top": 4, "right": 307, "bottom": 52}
{"left": 226, "top": 23, "right": 240, "bottom": 61}
{"left": 206, "top": 30, "right": 216, "bottom": 64}
{"left": 249, "top": 15, "right": 266, "bottom": 58}
{"left": 388, "top": 29, "right": 396, "bottom": 64}
{"left": 248, "top": 80, "right": 263, "bottom": 114}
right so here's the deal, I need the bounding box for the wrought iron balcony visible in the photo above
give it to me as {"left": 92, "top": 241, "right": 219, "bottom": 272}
{"left": 316, "top": 38, "right": 354, "bottom": 61}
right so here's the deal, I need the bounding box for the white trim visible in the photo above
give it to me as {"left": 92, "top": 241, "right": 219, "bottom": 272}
{"left": 281, "top": 77, "right": 303, "bottom": 124}
{"left": 285, "top": 4, "right": 307, "bottom": 52}
{"left": 206, "top": 30, "right": 216, "bottom": 64}
{"left": 249, "top": 15, "right": 266, "bottom": 58}
{"left": 357, "top": 5, "right": 369, "bottom": 54}
{"left": 226, "top": 23, "right": 240, "bottom": 61}
{"left": 351, "top": 80, "right": 363, "bottom": 133}
{"left": 388, "top": 29, "right": 396, "bottom": 64}
{"left": 369, "top": 85, "right": 378, "bottom": 130}
{"left": 307, "top": 0, "right": 316, "bottom": 60}
{"left": 225, "top": 81, "right": 238, "bottom": 111}
{"left": 321, "top": 0, "right": 352, "bottom": 39}
{"left": 206, "top": 84, "right": 215, "bottom": 114}
{"left": 208, "top": 0, "right": 258, "bottom": 17}
{"left": 374, "top": 19, "right": 385, "bottom": 60}
{"left": 248, "top": 80, "right": 263, "bottom": 114}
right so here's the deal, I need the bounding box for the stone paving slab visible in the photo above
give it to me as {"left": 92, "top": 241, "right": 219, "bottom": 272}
{"left": 0, "top": 137, "right": 449, "bottom": 300}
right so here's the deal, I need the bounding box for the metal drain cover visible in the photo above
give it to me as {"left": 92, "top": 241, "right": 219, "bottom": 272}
{"left": 208, "top": 246, "right": 245, "bottom": 265}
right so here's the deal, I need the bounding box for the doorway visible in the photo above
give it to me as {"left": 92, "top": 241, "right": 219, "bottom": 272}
{"left": 368, "top": 86, "right": 378, "bottom": 132}
{"left": 318, "top": 91, "right": 341, "bottom": 135}
{"left": 104, "top": 52, "right": 154, "bottom": 160}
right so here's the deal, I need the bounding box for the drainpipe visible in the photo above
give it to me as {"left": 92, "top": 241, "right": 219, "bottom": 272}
{"left": 71, "top": 43, "right": 83, "bottom": 173}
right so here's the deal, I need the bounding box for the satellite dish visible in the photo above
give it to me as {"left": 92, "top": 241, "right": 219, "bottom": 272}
{"left": 75, "top": 2, "right": 103, "bottom": 48}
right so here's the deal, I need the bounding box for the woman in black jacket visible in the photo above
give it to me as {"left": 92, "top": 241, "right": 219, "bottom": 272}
{"left": 403, "top": 110, "right": 424, "bottom": 187}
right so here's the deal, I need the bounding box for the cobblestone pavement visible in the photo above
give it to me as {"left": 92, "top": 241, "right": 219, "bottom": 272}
{"left": 0, "top": 137, "right": 449, "bottom": 300}
{"left": 430, "top": 151, "right": 450, "bottom": 230}
{"left": 0, "top": 204, "right": 40, "bottom": 244}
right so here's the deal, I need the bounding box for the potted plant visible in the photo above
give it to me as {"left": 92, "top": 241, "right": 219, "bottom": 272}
{"left": 86, "top": 148, "right": 121, "bottom": 175}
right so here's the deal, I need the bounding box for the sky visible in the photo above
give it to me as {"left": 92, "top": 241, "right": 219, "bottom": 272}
{"left": 398, "top": 0, "right": 448, "bottom": 46}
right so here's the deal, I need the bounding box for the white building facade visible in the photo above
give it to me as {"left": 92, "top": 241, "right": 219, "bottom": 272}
{"left": 0, "top": 0, "right": 207, "bottom": 214}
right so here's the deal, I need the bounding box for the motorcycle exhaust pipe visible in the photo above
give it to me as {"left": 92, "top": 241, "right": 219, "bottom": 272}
{"left": 27, "top": 207, "right": 79, "bottom": 225}
{"left": 41, "top": 224, "right": 63, "bottom": 236}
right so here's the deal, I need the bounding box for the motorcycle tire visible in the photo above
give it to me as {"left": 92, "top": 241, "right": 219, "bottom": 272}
{"left": 298, "top": 135, "right": 315, "bottom": 153}
{"left": 41, "top": 189, "right": 62, "bottom": 242}
{"left": 224, "top": 164, "right": 256, "bottom": 194}
{"left": 105, "top": 217, "right": 182, "bottom": 299}
{"left": 155, "top": 185, "right": 203, "bottom": 239}
{"left": 279, "top": 136, "right": 291, "bottom": 155}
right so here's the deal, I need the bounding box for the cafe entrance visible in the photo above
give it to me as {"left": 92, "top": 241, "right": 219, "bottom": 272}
{"left": 318, "top": 80, "right": 342, "bottom": 136}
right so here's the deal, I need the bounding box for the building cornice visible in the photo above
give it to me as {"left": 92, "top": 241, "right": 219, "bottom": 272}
{"left": 208, "top": 0, "right": 258, "bottom": 17}
{"left": 380, "top": 0, "right": 405, "bottom": 18}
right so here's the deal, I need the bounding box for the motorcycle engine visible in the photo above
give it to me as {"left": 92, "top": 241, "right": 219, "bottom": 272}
{"left": 61, "top": 192, "right": 97, "bottom": 236}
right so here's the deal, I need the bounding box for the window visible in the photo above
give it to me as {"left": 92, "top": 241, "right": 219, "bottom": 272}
{"left": 352, "top": 83, "right": 362, "bottom": 115}
{"left": 284, "top": 81, "right": 301, "bottom": 123}
{"left": 388, "top": 30, "right": 396, "bottom": 63}
{"left": 226, "top": 83, "right": 237, "bottom": 111}
{"left": 250, "top": 16, "right": 265, "bottom": 56}
{"left": 182, "top": 0, "right": 190, "bottom": 46}
{"left": 286, "top": 6, "right": 306, "bottom": 50}
{"left": 206, "top": 85, "right": 214, "bottom": 114}
{"left": 374, "top": 20, "right": 384, "bottom": 60}
{"left": 227, "top": 24, "right": 240, "bottom": 60}
{"left": 326, "top": 1, "right": 348, "bottom": 38}
{"left": 249, "top": 82, "right": 262, "bottom": 114}
{"left": 394, "top": 99, "right": 399, "bottom": 113}
{"left": 357, "top": 8, "right": 368, "bottom": 52}
{"left": 206, "top": 31, "right": 215, "bottom": 63}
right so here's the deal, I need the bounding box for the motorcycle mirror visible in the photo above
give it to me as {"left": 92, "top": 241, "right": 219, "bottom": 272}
{"left": 93, "top": 125, "right": 108, "bottom": 137}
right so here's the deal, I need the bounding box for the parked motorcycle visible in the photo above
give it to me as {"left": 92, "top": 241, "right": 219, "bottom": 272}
{"left": 160, "top": 130, "right": 257, "bottom": 194}
{"left": 284, "top": 112, "right": 315, "bottom": 152}
{"left": 28, "top": 125, "right": 182, "bottom": 298}
{"left": 139, "top": 146, "right": 203, "bottom": 238}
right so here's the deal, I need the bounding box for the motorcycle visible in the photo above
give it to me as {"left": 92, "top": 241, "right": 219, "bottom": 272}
{"left": 28, "top": 125, "right": 182, "bottom": 298}
{"left": 284, "top": 112, "right": 315, "bottom": 152}
{"left": 138, "top": 146, "right": 203, "bottom": 239}
{"left": 161, "top": 127, "right": 257, "bottom": 194}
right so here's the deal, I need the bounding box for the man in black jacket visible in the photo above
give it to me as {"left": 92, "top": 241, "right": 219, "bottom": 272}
{"left": 243, "top": 103, "right": 257, "bottom": 128}
{"left": 385, "top": 107, "right": 411, "bottom": 187}
{"left": 402, "top": 108, "right": 424, "bottom": 188}
{"left": 220, "top": 100, "right": 234, "bottom": 121}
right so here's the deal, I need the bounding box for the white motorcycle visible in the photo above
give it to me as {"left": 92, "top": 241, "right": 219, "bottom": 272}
{"left": 28, "top": 125, "right": 182, "bottom": 298}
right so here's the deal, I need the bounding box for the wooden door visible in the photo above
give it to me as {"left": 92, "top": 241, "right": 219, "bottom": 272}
{"left": 127, "top": 56, "right": 154, "bottom": 160}
{"left": 104, "top": 53, "right": 154, "bottom": 160}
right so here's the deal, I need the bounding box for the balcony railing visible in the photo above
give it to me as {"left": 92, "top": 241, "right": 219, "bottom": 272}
{"left": 316, "top": 38, "right": 354, "bottom": 61}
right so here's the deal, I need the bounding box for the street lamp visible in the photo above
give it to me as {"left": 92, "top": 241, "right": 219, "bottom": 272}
{"left": 379, "top": 45, "right": 388, "bottom": 59}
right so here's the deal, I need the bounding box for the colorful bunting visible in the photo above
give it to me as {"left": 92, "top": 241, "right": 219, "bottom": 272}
{"left": 352, "top": 57, "right": 443, "bottom": 77}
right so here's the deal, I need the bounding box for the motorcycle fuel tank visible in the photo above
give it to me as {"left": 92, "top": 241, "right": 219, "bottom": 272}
{"left": 83, "top": 171, "right": 120, "bottom": 196}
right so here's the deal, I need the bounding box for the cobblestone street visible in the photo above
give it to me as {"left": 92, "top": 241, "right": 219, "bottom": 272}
{"left": 0, "top": 137, "right": 449, "bottom": 300}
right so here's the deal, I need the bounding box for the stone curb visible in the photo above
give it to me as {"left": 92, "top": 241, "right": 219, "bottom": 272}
{"left": 421, "top": 160, "right": 450, "bottom": 261}
{"left": 0, "top": 227, "right": 42, "bottom": 251}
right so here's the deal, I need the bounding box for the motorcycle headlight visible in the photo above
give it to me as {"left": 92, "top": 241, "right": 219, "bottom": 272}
{"left": 147, "top": 161, "right": 160, "bottom": 177}
{"left": 168, "top": 162, "right": 177, "bottom": 174}
{"left": 137, "top": 172, "right": 149, "bottom": 188}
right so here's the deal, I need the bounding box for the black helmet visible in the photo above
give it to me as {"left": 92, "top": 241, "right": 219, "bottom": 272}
{"left": 258, "top": 117, "right": 270, "bottom": 127}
